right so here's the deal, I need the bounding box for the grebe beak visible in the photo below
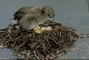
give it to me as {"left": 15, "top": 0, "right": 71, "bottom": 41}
{"left": 12, "top": 20, "right": 18, "bottom": 24}
{"left": 50, "top": 18, "right": 54, "bottom": 21}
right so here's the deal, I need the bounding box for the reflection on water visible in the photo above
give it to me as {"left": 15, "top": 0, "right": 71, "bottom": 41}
{"left": 86, "top": 0, "right": 89, "bottom": 11}
{"left": 0, "top": 0, "right": 89, "bottom": 59}
{"left": 0, "top": 49, "right": 14, "bottom": 59}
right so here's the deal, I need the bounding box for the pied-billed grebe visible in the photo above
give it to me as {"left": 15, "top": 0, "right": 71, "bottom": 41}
{"left": 12, "top": 5, "right": 55, "bottom": 24}
{"left": 12, "top": 5, "right": 55, "bottom": 31}
{"left": 19, "top": 12, "right": 48, "bottom": 31}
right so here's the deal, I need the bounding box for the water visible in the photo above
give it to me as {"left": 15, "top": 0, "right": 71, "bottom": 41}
{"left": 0, "top": 0, "right": 89, "bottom": 59}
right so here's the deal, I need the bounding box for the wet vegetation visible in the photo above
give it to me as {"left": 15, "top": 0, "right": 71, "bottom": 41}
{"left": 0, "top": 20, "right": 79, "bottom": 59}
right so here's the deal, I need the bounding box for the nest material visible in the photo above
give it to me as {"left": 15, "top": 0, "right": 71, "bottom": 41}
{"left": 0, "top": 20, "right": 79, "bottom": 59}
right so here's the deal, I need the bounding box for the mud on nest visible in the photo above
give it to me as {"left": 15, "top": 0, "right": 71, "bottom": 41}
{"left": 0, "top": 20, "right": 79, "bottom": 59}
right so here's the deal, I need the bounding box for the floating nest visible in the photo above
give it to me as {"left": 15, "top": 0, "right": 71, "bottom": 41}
{"left": 0, "top": 20, "right": 79, "bottom": 59}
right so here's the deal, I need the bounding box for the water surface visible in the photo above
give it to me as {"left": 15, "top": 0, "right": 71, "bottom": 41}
{"left": 0, "top": 0, "right": 89, "bottom": 59}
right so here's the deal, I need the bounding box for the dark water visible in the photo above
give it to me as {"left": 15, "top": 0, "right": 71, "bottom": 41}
{"left": 0, "top": 0, "right": 89, "bottom": 59}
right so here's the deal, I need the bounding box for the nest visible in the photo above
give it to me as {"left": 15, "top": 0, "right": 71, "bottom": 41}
{"left": 0, "top": 20, "right": 79, "bottom": 59}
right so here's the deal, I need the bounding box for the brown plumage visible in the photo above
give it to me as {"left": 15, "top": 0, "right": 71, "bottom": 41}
{"left": 11, "top": 5, "right": 55, "bottom": 31}
{"left": 19, "top": 12, "right": 48, "bottom": 31}
{"left": 13, "top": 6, "right": 41, "bottom": 20}
{"left": 42, "top": 5, "right": 55, "bottom": 20}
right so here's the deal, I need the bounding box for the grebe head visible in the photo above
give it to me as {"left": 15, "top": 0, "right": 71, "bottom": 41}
{"left": 42, "top": 5, "right": 55, "bottom": 21}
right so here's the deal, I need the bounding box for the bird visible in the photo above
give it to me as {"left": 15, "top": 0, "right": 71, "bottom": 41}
{"left": 19, "top": 12, "right": 48, "bottom": 31}
{"left": 11, "top": 5, "right": 55, "bottom": 24}
{"left": 11, "top": 6, "right": 41, "bottom": 24}
{"left": 11, "top": 5, "right": 55, "bottom": 31}
{"left": 41, "top": 5, "right": 55, "bottom": 21}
